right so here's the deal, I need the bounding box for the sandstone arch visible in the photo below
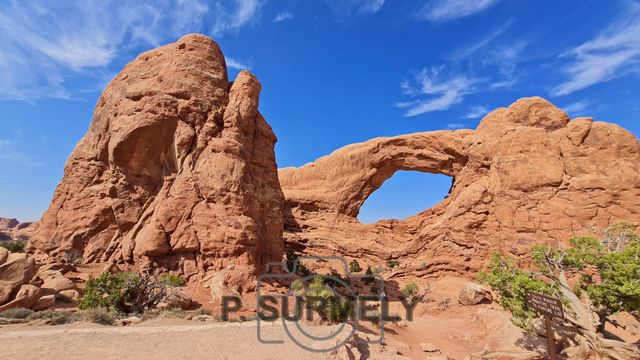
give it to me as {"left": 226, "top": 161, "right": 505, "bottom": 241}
{"left": 280, "top": 97, "right": 640, "bottom": 277}
{"left": 279, "top": 130, "right": 471, "bottom": 218}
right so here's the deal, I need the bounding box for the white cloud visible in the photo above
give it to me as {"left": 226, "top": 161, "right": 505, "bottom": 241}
{"left": 397, "top": 67, "right": 476, "bottom": 117}
{"left": 274, "top": 11, "right": 293, "bottom": 22}
{"left": 0, "top": 0, "right": 261, "bottom": 101}
{"left": 562, "top": 100, "right": 590, "bottom": 116}
{"left": 446, "top": 123, "right": 468, "bottom": 129}
{"left": 212, "top": 0, "right": 264, "bottom": 35}
{"left": 225, "top": 57, "right": 251, "bottom": 70}
{"left": 359, "top": 0, "right": 386, "bottom": 14}
{"left": 551, "top": 2, "right": 640, "bottom": 96}
{"left": 418, "top": 0, "right": 501, "bottom": 22}
{"left": 464, "top": 105, "right": 489, "bottom": 119}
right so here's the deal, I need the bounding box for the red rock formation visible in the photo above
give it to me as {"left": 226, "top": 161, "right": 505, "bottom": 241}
{"left": 279, "top": 97, "right": 640, "bottom": 277}
{"left": 25, "top": 34, "right": 640, "bottom": 284}
{"left": 0, "top": 218, "right": 37, "bottom": 241}
{"left": 28, "top": 34, "right": 284, "bottom": 280}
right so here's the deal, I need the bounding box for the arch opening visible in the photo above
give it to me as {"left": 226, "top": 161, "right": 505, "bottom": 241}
{"left": 356, "top": 171, "right": 453, "bottom": 224}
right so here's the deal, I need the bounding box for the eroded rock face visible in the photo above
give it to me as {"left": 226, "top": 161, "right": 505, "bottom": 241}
{"left": 29, "top": 34, "right": 284, "bottom": 279}
{"left": 280, "top": 97, "right": 640, "bottom": 276}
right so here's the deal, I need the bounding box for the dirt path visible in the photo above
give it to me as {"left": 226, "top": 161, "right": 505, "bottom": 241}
{"left": 0, "top": 319, "right": 329, "bottom": 360}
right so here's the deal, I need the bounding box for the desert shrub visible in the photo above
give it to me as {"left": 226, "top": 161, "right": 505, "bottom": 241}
{"left": 386, "top": 259, "right": 399, "bottom": 269}
{"left": 402, "top": 282, "right": 419, "bottom": 298}
{"left": 82, "top": 307, "right": 118, "bottom": 325}
{"left": 364, "top": 266, "right": 375, "bottom": 285}
{"left": 159, "top": 308, "right": 187, "bottom": 318}
{"left": 349, "top": 259, "right": 362, "bottom": 273}
{"left": 158, "top": 273, "right": 186, "bottom": 287}
{"left": 79, "top": 271, "right": 182, "bottom": 313}
{"left": 326, "top": 268, "right": 351, "bottom": 287}
{"left": 62, "top": 249, "right": 83, "bottom": 265}
{"left": 0, "top": 307, "right": 33, "bottom": 319}
{"left": 532, "top": 232, "right": 640, "bottom": 319}
{"left": 481, "top": 228, "right": 640, "bottom": 331}
{"left": 329, "top": 298, "right": 354, "bottom": 322}
{"left": 27, "top": 310, "right": 80, "bottom": 325}
{"left": 193, "top": 308, "right": 212, "bottom": 316}
{"left": 477, "top": 252, "right": 557, "bottom": 329}
{"left": 285, "top": 252, "right": 311, "bottom": 276}
{"left": 139, "top": 308, "right": 186, "bottom": 320}
{"left": 0, "top": 241, "right": 25, "bottom": 253}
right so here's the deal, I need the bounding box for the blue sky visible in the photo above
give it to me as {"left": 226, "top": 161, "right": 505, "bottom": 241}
{"left": 1, "top": 0, "right": 639, "bottom": 223}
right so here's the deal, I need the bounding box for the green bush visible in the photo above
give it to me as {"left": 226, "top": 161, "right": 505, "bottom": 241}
{"left": 0, "top": 307, "right": 33, "bottom": 319}
{"left": 158, "top": 273, "right": 186, "bottom": 287}
{"left": 587, "top": 238, "right": 640, "bottom": 314}
{"left": 330, "top": 298, "right": 354, "bottom": 322}
{"left": 78, "top": 272, "right": 137, "bottom": 311}
{"left": 402, "top": 282, "right": 419, "bottom": 298}
{"left": 349, "top": 259, "right": 362, "bottom": 273}
{"left": 534, "top": 233, "right": 640, "bottom": 317}
{"left": 79, "top": 271, "right": 183, "bottom": 314}
{"left": 477, "top": 252, "right": 557, "bottom": 329}
{"left": 0, "top": 241, "right": 25, "bottom": 253}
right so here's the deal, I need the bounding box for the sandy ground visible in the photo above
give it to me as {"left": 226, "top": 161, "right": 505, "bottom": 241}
{"left": 0, "top": 318, "right": 332, "bottom": 360}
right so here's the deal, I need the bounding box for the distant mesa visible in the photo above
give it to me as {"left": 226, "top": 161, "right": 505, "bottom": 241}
{"left": 20, "top": 34, "right": 640, "bottom": 286}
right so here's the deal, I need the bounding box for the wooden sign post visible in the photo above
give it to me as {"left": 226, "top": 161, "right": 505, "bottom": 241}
{"left": 526, "top": 292, "right": 564, "bottom": 360}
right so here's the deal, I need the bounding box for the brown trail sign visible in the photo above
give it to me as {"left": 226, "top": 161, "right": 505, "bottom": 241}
{"left": 527, "top": 292, "right": 564, "bottom": 360}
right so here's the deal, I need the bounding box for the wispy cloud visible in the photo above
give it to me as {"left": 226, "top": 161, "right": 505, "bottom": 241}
{"left": 325, "top": 0, "right": 386, "bottom": 16}
{"left": 0, "top": 0, "right": 260, "bottom": 102}
{"left": 225, "top": 57, "right": 251, "bottom": 70}
{"left": 464, "top": 105, "right": 489, "bottom": 119}
{"left": 273, "top": 11, "right": 293, "bottom": 22}
{"left": 397, "top": 67, "right": 476, "bottom": 117}
{"left": 451, "top": 21, "right": 512, "bottom": 59}
{"left": 359, "top": 0, "right": 386, "bottom": 14}
{"left": 449, "top": 22, "right": 527, "bottom": 90}
{"left": 551, "top": 2, "right": 640, "bottom": 96}
{"left": 562, "top": 100, "right": 591, "bottom": 116}
{"left": 418, "top": 0, "right": 501, "bottom": 22}
{"left": 212, "top": 0, "right": 264, "bottom": 35}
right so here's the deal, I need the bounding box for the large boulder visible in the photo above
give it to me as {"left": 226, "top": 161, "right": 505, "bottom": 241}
{"left": 458, "top": 282, "right": 493, "bottom": 306}
{"left": 280, "top": 97, "right": 640, "bottom": 276}
{"left": 28, "top": 34, "right": 285, "bottom": 283}
{"left": 31, "top": 294, "right": 56, "bottom": 311}
{"left": 0, "top": 252, "right": 37, "bottom": 305}
{"left": 39, "top": 270, "right": 77, "bottom": 293}
{"left": 0, "top": 284, "right": 42, "bottom": 311}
